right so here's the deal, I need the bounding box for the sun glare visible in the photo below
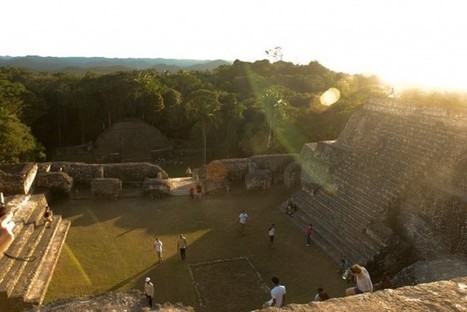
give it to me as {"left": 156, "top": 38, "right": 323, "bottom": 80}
{"left": 320, "top": 88, "right": 341, "bottom": 106}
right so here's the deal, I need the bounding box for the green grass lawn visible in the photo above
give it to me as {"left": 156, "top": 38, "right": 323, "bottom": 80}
{"left": 46, "top": 185, "right": 347, "bottom": 311}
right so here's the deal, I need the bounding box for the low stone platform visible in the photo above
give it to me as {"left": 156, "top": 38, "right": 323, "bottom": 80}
{"left": 0, "top": 194, "right": 70, "bottom": 311}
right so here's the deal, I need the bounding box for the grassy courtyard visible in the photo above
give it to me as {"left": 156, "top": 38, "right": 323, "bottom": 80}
{"left": 45, "top": 185, "right": 347, "bottom": 312}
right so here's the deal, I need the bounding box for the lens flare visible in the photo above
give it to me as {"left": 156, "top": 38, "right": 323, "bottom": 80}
{"left": 320, "top": 88, "right": 341, "bottom": 106}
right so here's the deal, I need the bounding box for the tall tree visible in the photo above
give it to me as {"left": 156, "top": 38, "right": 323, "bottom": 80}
{"left": 260, "top": 87, "right": 288, "bottom": 150}
{"left": 185, "top": 89, "right": 221, "bottom": 164}
{"left": 0, "top": 108, "right": 45, "bottom": 163}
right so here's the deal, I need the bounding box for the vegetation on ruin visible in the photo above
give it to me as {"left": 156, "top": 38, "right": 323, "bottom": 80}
{"left": 0, "top": 60, "right": 465, "bottom": 164}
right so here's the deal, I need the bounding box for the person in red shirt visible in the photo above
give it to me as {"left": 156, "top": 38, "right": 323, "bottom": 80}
{"left": 305, "top": 223, "right": 313, "bottom": 246}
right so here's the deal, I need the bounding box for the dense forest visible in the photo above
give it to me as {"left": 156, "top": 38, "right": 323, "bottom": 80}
{"left": 1, "top": 59, "right": 465, "bottom": 164}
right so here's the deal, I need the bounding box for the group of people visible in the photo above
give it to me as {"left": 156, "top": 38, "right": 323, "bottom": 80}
{"left": 144, "top": 204, "right": 390, "bottom": 310}
{"left": 145, "top": 234, "right": 188, "bottom": 307}
{"left": 152, "top": 234, "right": 188, "bottom": 264}
{"left": 189, "top": 183, "right": 203, "bottom": 200}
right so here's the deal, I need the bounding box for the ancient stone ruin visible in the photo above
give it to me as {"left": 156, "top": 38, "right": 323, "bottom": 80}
{"left": 53, "top": 119, "right": 172, "bottom": 163}
{"left": 0, "top": 98, "right": 466, "bottom": 311}
{"left": 0, "top": 191, "right": 70, "bottom": 311}
{"left": 284, "top": 98, "right": 467, "bottom": 281}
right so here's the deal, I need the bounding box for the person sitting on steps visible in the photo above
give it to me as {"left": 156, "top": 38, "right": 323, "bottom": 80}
{"left": 44, "top": 206, "right": 53, "bottom": 228}
{"left": 0, "top": 204, "right": 15, "bottom": 253}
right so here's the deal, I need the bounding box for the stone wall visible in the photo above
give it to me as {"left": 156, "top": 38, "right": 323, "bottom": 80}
{"left": 48, "top": 162, "right": 167, "bottom": 185}
{"left": 91, "top": 178, "right": 122, "bottom": 198}
{"left": 249, "top": 154, "right": 298, "bottom": 183}
{"left": 35, "top": 172, "right": 73, "bottom": 194}
{"left": 391, "top": 255, "right": 467, "bottom": 288}
{"left": 50, "top": 162, "right": 102, "bottom": 184}
{"left": 199, "top": 155, "right": 296, "bottom": 193}
{"left": 102, "top": 162, "right": 168, "bottom": 182}
{"left": 0, "top": 163, "right": 38, "bottom": 195}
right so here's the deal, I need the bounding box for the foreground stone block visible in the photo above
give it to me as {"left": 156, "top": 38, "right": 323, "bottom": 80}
{"left": 0, "top": 163, "right": 38, "bottom": 195}
{"left": 35, "top": 171, "right": 73, "bottom": 194}
{"left": 143, "top": 178, "right": 171, "bottom": 197}
{"left": 91, "top": 178, "right": 122, "bottom": 199}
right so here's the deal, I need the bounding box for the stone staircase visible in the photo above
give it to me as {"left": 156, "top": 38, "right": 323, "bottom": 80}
{"left": 285, "top": 101, "right": 455, "bottom": 265}
{"left": 0, "top": 194, "right": 70, "bottom": 311}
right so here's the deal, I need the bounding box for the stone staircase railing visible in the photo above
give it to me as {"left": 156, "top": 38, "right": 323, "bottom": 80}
{"left": 0, "top": 194, "right": 70, "bottom": 311}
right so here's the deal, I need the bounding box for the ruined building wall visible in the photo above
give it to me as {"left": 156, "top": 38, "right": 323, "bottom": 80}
{"left": 0, "top": 163, "right": 38, "bottom": 195}
{"left": 48, "top": 162, "right": 167, "bottom": 185}
{"left": 291, "top": 98, "right": 467, "bottom": 274}
{"left": 396, "top": 114, "right": 467, "bottom": 259}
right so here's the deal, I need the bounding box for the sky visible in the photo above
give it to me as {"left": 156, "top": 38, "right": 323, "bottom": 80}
{"left": 2, "top": 0, "right": 466, "bottom": 92}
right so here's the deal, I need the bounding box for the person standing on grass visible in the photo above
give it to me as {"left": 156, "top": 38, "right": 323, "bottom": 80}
{"left": 196, "top": 183, "right": 202, "bottom": 199}
{"left": 177, "top": 234, "right": 188, "bottom": 260}
{"left": 154, "top": 237, "right": 163, "bottom": 263}
{"left": 144, "top": 277, "right": 154, "bottom": 308}
{"left": 239, "top": 209, "right": 249, "bottom": 236}
{"left": 305, "top": 223, "right": 313, "bottom": 246}
{"left": 189, "top": 186, "right": 195, "bottom": 199}
{"left": 268, "top": 224, "right": 276, "bottom": 247}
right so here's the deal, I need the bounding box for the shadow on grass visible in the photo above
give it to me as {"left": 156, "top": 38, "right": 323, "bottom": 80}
{"left": 107, "top": 263, "right": 157, "bottom": 292}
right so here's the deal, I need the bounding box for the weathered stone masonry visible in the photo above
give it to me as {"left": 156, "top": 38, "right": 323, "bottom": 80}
{"left": 287, "top": 98, "right": 467, "bottom": 278}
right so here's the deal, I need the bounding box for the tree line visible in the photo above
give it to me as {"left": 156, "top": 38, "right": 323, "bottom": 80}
{"left": 1, "top": 59, "right": 464, "bottom": 164}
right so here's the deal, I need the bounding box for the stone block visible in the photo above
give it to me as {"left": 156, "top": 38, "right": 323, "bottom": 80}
{"left": 142, "top": 178, "right": 170, "bottom": 197}
{"left": 0, "top": 163, "right": 38, "bottom": 195}
{"left": 245, "top": 169, "right": 271, "bottom": 191}
{"left": 35, "top": 172, "right": 73, "bottom": 193}
{"left": 91, "top": 178, "right": 122, "bottom": 198}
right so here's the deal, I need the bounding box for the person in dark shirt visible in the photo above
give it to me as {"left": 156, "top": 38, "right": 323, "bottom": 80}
{"left": 314, "top": 287, "right": 330, "bottom": 301}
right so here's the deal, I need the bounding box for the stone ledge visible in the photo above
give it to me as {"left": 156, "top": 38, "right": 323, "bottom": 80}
{"left": 257, "top": 277, "right": 467, "bottom": 312}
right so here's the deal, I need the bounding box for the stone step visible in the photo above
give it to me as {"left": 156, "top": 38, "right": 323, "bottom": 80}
{"left": 293, "top": 207, "right": 364, "bottom": 263}
{"left": 0, "top": 223, "right": 37, "bottom": 282}
{"left": 291, "top": 193, "right": 365, "bottom": 262}
{"left": 292, "top": 191, "right": 385, "bottom": 263}
{"left": 309, "top": 200, "right": 379, "bottom": 262}
{"left": 0, "top": 215, "right": 61, "bottom": 298}
{"left": 24, "top": 219, "right": 71, "bottom": 306}
{"left": 0, "top": 195, "right": 50, "bottom": 280}
{"left": 280, "top": 202, "right": 349, "bottom": 263}
{"left": 9, "top": 215, "right": 63, "bottom": 300}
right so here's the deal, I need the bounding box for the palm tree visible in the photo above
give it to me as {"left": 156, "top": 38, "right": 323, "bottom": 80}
{"left": 185, "top": 89, "right": 221, "bottom": 165}
{"left": 260, "top": 87, "right": 287, "bottom": 150}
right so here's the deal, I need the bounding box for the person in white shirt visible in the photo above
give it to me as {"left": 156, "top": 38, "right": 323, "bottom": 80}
{"left": 268, "top": 224, "right": 276, "bottom": 247}
{"left": 345, "top": 264, "right": 373, "bottom": 295}
{"left": 269, "top": 276, "right": 286, "bottom": 307}
{"left": 239, "top": 210, "right": 249, "bottom": 236}
{"left": 144, "top": 277, "right": 154, "bottom": 308}
{"left": 154, "top": 237, "right": 163, "bottom": 263}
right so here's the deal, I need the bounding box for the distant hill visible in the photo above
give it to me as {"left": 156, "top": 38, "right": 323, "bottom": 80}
{"left": 0, "top": 55, "right": 231, "bottom": 73}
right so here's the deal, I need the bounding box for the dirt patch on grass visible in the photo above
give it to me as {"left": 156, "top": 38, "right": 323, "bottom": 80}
{"left": 190, "top": 257, "right": 268, "bottom": 312}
